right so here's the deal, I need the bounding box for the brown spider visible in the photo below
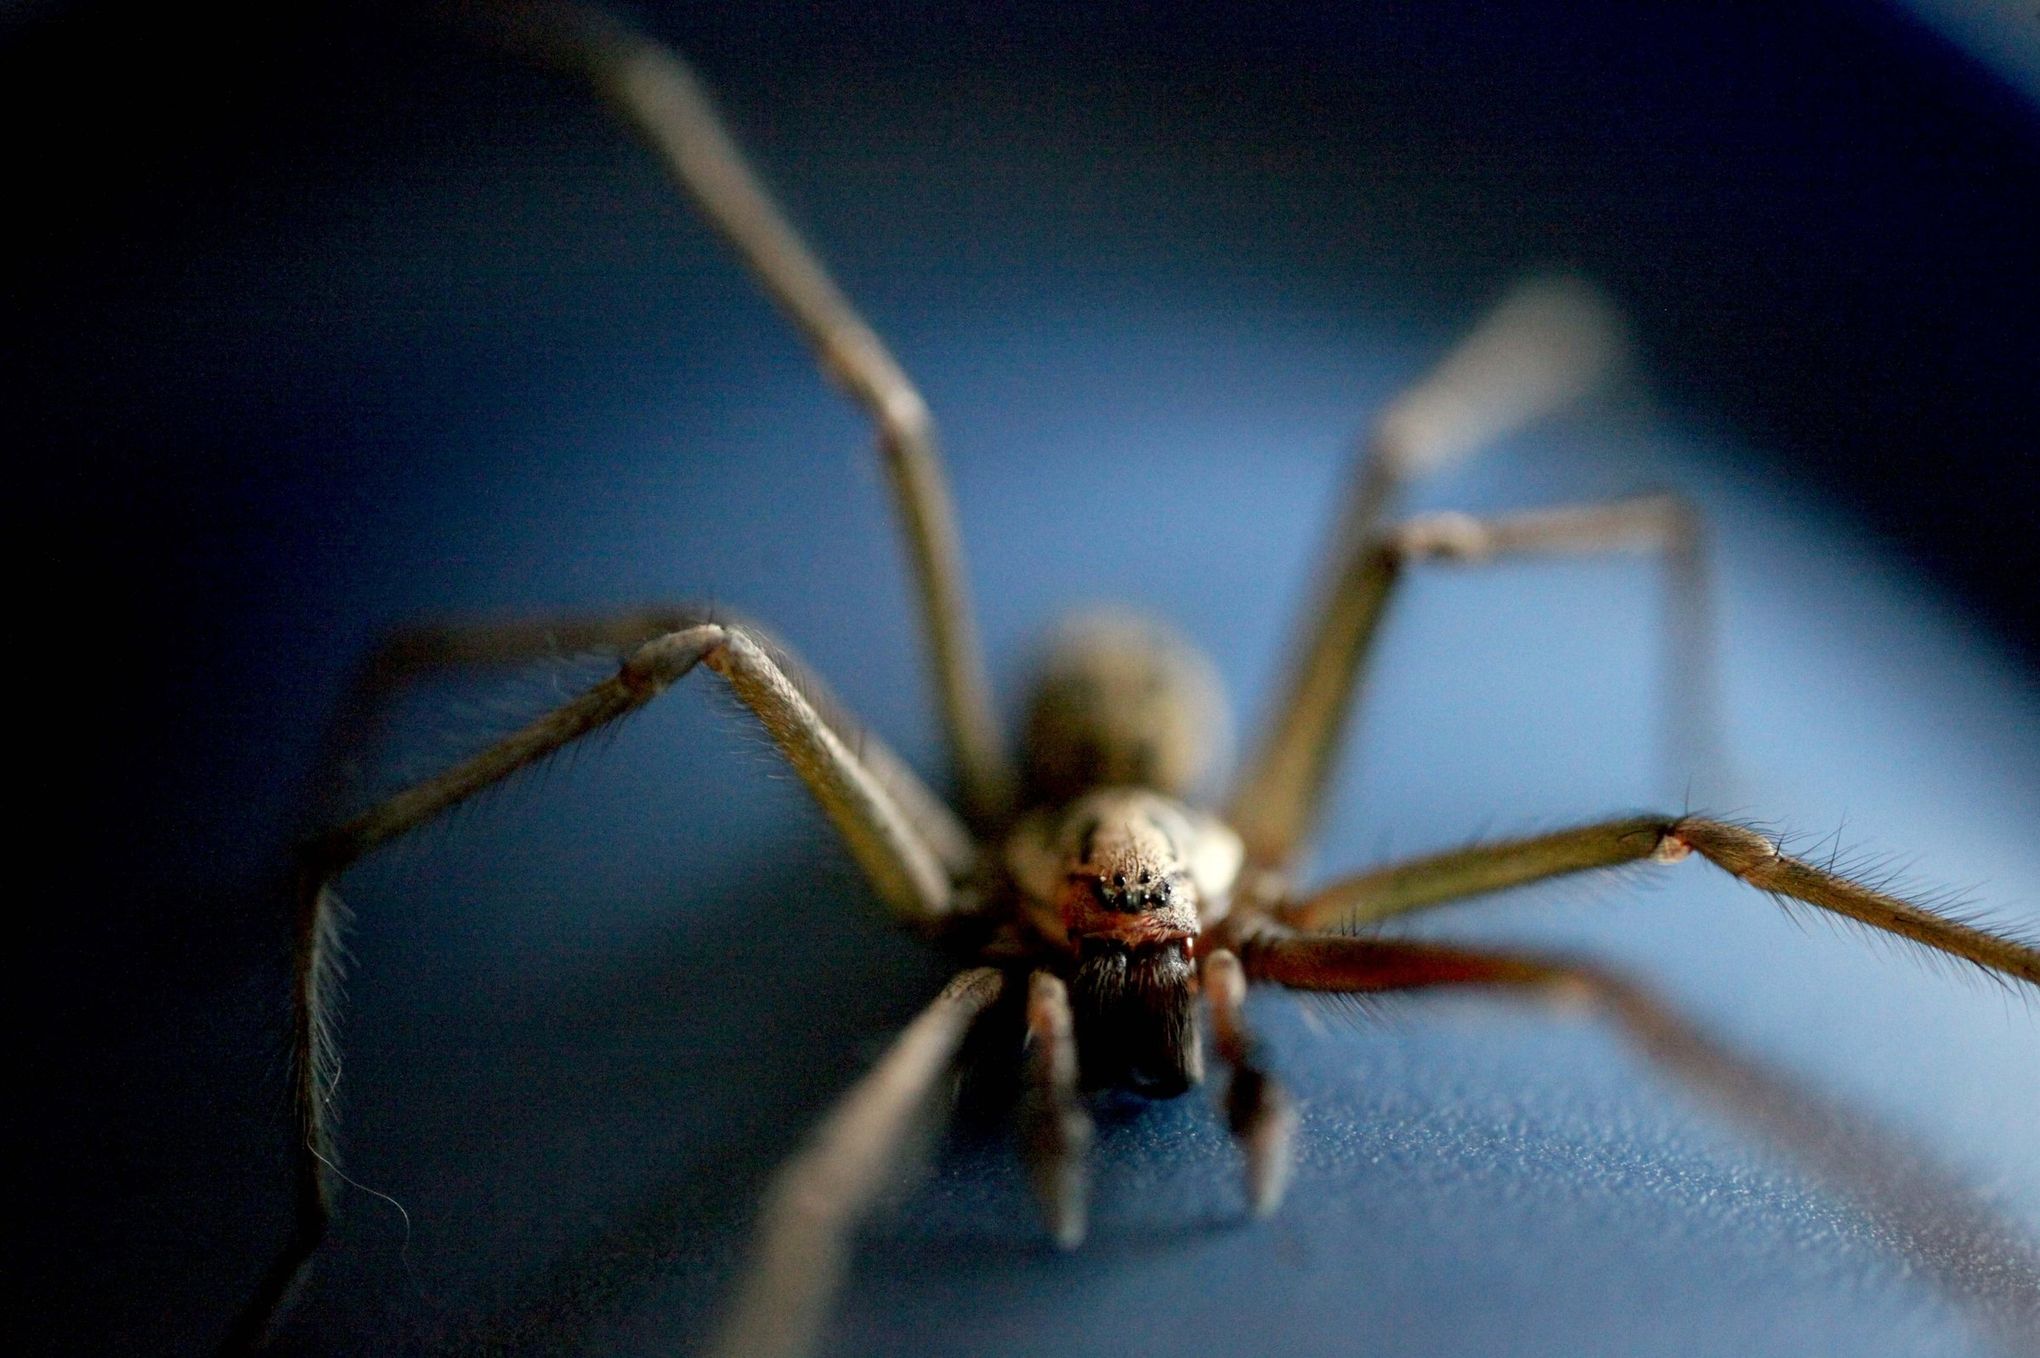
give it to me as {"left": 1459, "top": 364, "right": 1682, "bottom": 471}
{"left": 232, "top": 7, "right": 2040, "bottom": 1356}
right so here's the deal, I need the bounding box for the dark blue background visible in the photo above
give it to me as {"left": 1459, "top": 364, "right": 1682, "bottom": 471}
{"left": 9, "top": 3, "right": 2040, "bottom": 1355}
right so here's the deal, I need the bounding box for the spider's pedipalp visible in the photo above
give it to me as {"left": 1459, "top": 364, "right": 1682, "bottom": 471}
{"left": 1202, "top": 949, "right": 1296, "bottom": 1217}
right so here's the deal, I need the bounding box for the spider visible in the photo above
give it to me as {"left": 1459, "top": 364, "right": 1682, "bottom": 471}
{"left": 229, "top": 7, "right": 2040, "bottom": 1356}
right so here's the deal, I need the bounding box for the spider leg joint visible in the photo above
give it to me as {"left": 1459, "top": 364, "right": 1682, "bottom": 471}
{"left": 876, "top": 385, "right": 933, "bottom": 441}
{"left": 1389, "top": 510, "right": 1490, "bottom": 561}
{"left": 1666, "top": 818, "right": 1784, "bottom": 877}
{"left": 621, "top": 623, "right": 726, "bottom": 694}
{"left": 1650, "top": 826, "right": 1694, "bottom": 864}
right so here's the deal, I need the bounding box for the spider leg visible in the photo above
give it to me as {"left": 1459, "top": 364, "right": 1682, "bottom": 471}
{"left": 314, "top": 608, "right": 974, "bottom": 877}
{"left": 1202, "top": 948, "right": 1297, "bottom": 1216}
{"left": 1242, "top": 931, "right": 2040, "bottom": 1339}
{"left": 1019, "top": 969, "right": 1094, "bottom": 1248}
{"left": 484, "top": 4, "right": 1012, "bottom": 825}
{"left": 1231, "top": 490, "right": 1712, "bottom": 867}
{"left": 1282, "top": 814, "right": 2040, "bottom": 987}
{"left": 711, "top": 967, "right": 1007, "bottom": 1358}
{"left": 231, "top": 620, "right": 965, "bottom": 1352}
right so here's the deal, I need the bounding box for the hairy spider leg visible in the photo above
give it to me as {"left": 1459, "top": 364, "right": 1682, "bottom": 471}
{"left": 314, "top": 609, "right": 975, "bottom": 876}
{"left": 231, "top": 620, "right": 963, "bottom": 1351}
{"left": 1283, "top": 814, "right": 2040, "bottom": 986}
{"left": 1242, "top": 931, "right": 2040, "bottom": 1345}
{"left": 711, "top": 968, "right": 1007, "bottom": 1358}
{"left": 1231, "top": 399, "right": 1717, "bottom": 871}
{"left": 490, "top": 2, "right": 1013, "bottom": 824}
{"left": 1201, "top": 948, "right": 1298, "bottom": 1216}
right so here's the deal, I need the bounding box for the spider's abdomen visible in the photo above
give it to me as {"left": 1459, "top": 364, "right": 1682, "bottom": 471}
{"left": 1020, "top": 609, "right": 1229, "bottom": 805}
{"left": 1003, "top": 606, "right": 1248, "bottom": 1098}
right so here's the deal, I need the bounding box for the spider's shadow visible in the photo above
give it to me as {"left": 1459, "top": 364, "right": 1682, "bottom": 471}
{"left": 390, "top": 858, "right": 2040, "bottom": 1358}
{"left": 238, "top": 826, "right": 950, "bottom": 1353}
{"left": 413, "top": 856, "right": 1254, "bottom": 1356}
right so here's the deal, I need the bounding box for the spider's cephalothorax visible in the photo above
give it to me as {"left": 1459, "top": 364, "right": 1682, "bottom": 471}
{"left": 1004, "top": 614, "right": 1244, "bottom": 1095}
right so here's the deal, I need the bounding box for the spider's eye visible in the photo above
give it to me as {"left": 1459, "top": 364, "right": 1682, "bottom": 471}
{"left": 1085, "top": 868, "right": 1182, "bottom": 917}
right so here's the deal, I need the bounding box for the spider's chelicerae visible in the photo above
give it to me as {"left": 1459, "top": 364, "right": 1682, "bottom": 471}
{"left": 235, "top": 8, "right": 2040, "bottom": 1356}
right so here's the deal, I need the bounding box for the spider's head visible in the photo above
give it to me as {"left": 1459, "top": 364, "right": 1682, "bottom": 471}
{"left": 1003, "top": 777, "right": 1245, "bottom": 1100}
{"left": 1046, "top": 788, "right": 1210, "bottom": 1096}
{"left": 1053, "top": 787, "right": 1204, "bottom": 950}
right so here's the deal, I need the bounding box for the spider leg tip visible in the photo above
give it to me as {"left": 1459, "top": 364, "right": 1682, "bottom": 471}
{"left": 1241, "top": 1101, "right": 1299, "bottom": 1218}
{"left": 1029, "top": 1162, "right": 1090, "bottom": 1250}
{"left": 1245, "top": 1152, "right": 1296, "bottom": 1218}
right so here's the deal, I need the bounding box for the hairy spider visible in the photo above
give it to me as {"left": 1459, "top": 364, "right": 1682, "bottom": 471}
{"left": 228, "top": 7, "right": 2040, "bottom": 1357}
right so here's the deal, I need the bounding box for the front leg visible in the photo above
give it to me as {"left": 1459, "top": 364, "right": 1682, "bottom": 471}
{"left": 232, "top": 617, "right": 963, "bottom": 1352}
{"left": 711, "top": 968, "right": 1006, "bottom": 1358}
{"left": 484, "top": 4, "right": 1013, "bottom": 824}
{"left": 1282, "top": 814, "right": 2040, "bottom": 986}
{"left": 313, "top": 608, "right": 974, "bottom": 877}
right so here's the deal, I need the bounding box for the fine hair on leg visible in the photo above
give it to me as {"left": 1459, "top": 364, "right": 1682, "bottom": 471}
{"left": 1283, "top": 814, "right": 2040, "bottom": 986}
{"left": 232, "top": 618, "right": 959, "bottom": 1350}
{"left": 313, "top": 607, "right": 974, "bottom": 877}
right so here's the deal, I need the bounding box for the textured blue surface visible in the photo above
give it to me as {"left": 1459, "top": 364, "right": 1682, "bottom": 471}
{"left": 47, "top": 25, "right": 2039, "bottom": 1358}
{"left": 254, "top": 206, "right": 2038, "bottom": 1358}
{"left": 255, "top": 360, "right": 2040, "bottom": 1357}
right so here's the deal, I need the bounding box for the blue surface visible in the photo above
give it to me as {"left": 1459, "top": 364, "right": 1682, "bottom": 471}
{"left": 241, "top": 132, "right": 2039, "bottom": 1358}
{"left": 249, "top": 335, "right": 2040, "bottom": 1356}
{"left": 26, "top": 15, "right": 2040, "bottom": 1357}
